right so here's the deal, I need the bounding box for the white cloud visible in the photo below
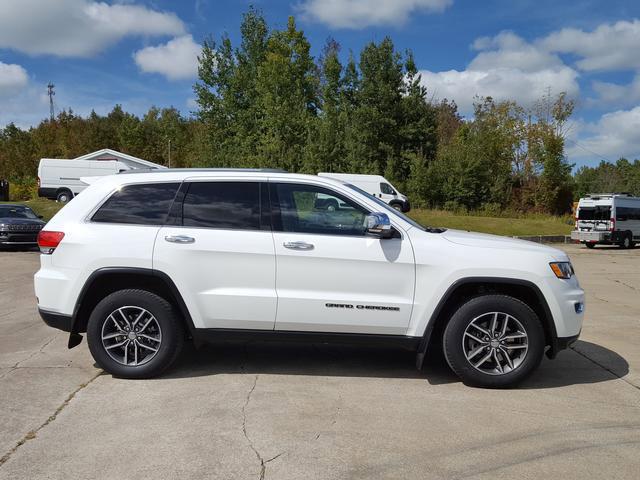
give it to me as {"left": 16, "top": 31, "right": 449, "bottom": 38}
{"left": 298, "top": 0, "right": 452, "bottom": 29}
{"left": 419, "top": 32, "right": 579, "bottom": 114}
{"left": 0, "top": 85, "right": 50, "bottom": 128}
{"left": 134, "top": 35, "right": 200, "bottom": 81}
{"left": 0, "top": 0, "right": 185, "bottom": 57}
{"left": 469, "top": 32, "right": 563, "bottom": 72}
{"left": 590, "top": 75, "right": 640, "bottom": 108}
{"left": 567, "top": 107, "right": 640, "bottom": 162}
{"left": 0, "top": 61, "right": 28, "bottom": 96}
{"left": 540, "top": 19, "right": 640, "bottom": 72}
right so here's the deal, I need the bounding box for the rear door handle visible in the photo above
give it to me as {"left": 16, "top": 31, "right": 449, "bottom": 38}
{"left": 283, "top": 241, "right": 314, "bottom": 251}
{"left": 165, "top": 235, "right": 195, "bottom": 244}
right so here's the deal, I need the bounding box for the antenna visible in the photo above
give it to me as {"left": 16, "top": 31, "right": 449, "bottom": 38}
{"left": 47, "top": 82, "right": 55, "bottom": 121}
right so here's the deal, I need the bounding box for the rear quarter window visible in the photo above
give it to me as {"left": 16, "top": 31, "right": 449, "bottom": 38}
{"left": 92, "top": 183, "right": 180, "bottom": 225}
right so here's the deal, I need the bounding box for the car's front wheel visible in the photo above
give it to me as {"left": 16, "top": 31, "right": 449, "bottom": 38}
{"left": 87, "top": 289, "right": 184, "bottom": 379}
{"left": 443, "top": 295, "right": 545, "bottom": 388}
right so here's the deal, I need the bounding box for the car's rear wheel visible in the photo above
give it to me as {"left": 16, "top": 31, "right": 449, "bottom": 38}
{"left": 619, "top": 232, "right": 634, "bottom": 249}
{"left": 443, "top": 295, "right": 545, "bottom": 388}
{"left": 87, "top": 289, "right": 184, "bottom": 379}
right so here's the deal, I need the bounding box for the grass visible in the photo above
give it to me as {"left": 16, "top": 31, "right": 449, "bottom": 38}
{"left": 0, "top": 198, "right": 64, "bottom": 221}
{"left": 407, "top": 209, "right": 573, "bottom": 237}
{"left": 1, "top": 198, "right": 573, "bottom": 236}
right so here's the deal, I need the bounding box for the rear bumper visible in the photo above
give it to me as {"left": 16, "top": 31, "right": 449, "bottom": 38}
{"left": 39, "top": 308, "right": 72, "bottom": 332}
{"left": 571, "top": 230, "right": 626, "bottom": 244}
{"left": 571, "top": 230, "right": 607, "bottom": 242}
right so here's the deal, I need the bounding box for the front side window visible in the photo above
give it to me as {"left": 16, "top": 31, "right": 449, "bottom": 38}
{"left": 182, "top": 182, "right": 261, "bottom": 230}
{"left": 271, "top": 183, "right": 368, "bottom": 236}
{"left": 92, "top": 183, "right": 179, "bottom": 225}
{"left": 380, "top": 183, "right": 395, "bottom": 195}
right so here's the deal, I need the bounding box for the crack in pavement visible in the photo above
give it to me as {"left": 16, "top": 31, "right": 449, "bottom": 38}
{"left": 0, "top": 334, "right": 58, "bottom": 380}
{"left": 0, "top": 370, "right": 103, "bottom": 468}
{"left": 613, "top": 279, "right": 637, "bottom": 291}
{"left": 241, "top": 374, "right": 284, "bottom": 480}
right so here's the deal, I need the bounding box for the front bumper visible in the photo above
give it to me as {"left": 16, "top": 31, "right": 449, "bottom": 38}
{"left": 557, "top": 333, "right": 580, "bottom": 350}
{"left": 0, "top": 231, "right": 38, "bottom": 245}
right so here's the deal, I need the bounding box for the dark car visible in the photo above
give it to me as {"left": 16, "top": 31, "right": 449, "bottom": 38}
{"left": 0, "top": 204, "right": 46, "bottom": 248}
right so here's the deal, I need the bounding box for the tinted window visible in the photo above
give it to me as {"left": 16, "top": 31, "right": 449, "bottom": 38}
{"left": 92, "top": 183, "right": 179, "bottom": 225}
{"left": 271, "top": 183, "right": 368, "bottom": 236}
{"left": 0, "top": 206, "right": 38, "bottom": 219}
{"left": 578, "top": 206, "right": 611, "bottom": 220}
{"left": 380, "top": 183, "right": 395, "bottom": 195}
{"left": 182, "top": 182, "right": 261, "bottom": 230}
{"left": 617, "top": 206, "right": 640, "bottom": 221}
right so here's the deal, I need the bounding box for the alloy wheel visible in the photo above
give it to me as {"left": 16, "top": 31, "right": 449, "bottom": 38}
{"left": 462, "top": 311, "right": 529, "bottom": 375}
{"left": 101, "top": 306, "right": 162, "bottom": 366}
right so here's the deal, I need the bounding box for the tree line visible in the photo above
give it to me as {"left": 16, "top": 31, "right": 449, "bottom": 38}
{"left": 1, "top": 8, "right": 636, "bottom": 212}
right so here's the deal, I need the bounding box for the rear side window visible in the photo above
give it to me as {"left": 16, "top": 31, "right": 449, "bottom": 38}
{"left": 92, "top": 183, "right": 179, "bottom": 225}
{"left": 616, "top": 206, "right": 640, "bottom": 221}
{"left": 182, "top": 182, "right": 261, "bottom": 230}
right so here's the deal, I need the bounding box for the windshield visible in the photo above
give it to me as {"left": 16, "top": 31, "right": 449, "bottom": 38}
{"left": 0, "top": 206, "right": 39, "bottom": 220}
{"left": 346, "top": 183, "right": 444, "bottom": 232}
{"left": 578, "top": 206, "right": 611, "bottom": 221}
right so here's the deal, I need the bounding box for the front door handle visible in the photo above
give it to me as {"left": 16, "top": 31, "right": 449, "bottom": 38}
{"left": 283, "top": 241, "right": 314, "bottom": 251}
{"left": 165, "top": 235, "right": 195, "bottom": 244}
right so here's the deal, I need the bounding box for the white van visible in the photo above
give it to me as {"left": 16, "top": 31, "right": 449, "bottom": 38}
{"left": 318, "top": 173, "right": 410, "bottom": 212}
{"left": 571, "top": 193, "right": 640, "bottom": 249}
{"left": 38, "top": 159, "right": 132, "bottom": 203}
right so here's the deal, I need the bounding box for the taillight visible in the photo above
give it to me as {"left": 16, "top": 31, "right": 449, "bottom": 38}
{"left": 610, "top": 217, "right": 615, "bottom": 232}
{"left": 38, "top": 231, "right": 64, "bottom": 254}
{"left": 574, "top": 216, "right": 578, "bottom": 229}
{"left": 37, "top": 176, "right": 41, "bottom": 188}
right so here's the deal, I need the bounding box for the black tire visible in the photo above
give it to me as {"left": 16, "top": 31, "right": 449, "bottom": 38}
{"left": 326, "top": 199, "right": 339, "bottom": 211}
{"left": 619, "top": 232, "right": 634, "bottom": 249}
{"left": 391, "top": 203, "right": 403, "bottom": 211}
{"left": 56, "top": 189, "right": 72, "bottom": 203}
{"left": 584, "top": 242, "right": 596, "bottom": 249}
{"left": 87, "top": 289, "right": 184, "bottom": 379}
{"left": 443, "top": 295, "right": 545, "bottom": 388}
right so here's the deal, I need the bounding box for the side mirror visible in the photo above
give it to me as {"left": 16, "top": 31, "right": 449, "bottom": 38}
{"left": 366, "top": 212, "right": 393, "bottom": 239}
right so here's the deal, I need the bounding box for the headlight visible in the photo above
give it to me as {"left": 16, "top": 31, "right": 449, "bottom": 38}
{"left": 550, "top": 262, "right": 574, "bottom": 279}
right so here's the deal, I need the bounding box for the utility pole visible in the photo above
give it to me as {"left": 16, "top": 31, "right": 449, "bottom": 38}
{"left": 47, "top": 83, "right": 55, "bottom": 121}
{"left": 168, "top": 139, "right": 172, "bottom": 168}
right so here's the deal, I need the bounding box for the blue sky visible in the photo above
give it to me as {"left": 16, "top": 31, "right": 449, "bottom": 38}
{"left": 1, "top": 0, "right": 640, "bottom": 168}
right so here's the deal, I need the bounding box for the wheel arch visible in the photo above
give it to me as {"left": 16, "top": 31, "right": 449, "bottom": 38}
{"left": 416, "top": 277, "right": 558, "bottom": 369}
{"left": 69, "top": 267, "right": 195, "bottom": 348}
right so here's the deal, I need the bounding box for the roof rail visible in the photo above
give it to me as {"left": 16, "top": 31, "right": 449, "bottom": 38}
{"left": 118, "top": 167, "right": 288, "bottom": 175}
{"left": 585, "top": 192, "right": 633, "bottom": 198}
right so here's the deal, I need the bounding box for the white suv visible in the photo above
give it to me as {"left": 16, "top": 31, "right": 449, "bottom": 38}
{"left": 34, "top": 169, "right": 584, "bottom": 387}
